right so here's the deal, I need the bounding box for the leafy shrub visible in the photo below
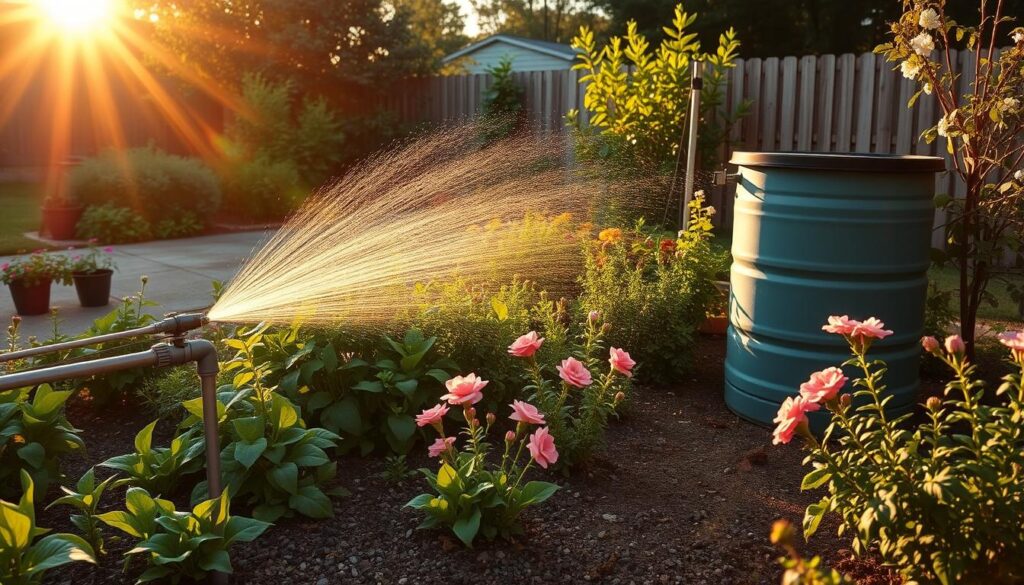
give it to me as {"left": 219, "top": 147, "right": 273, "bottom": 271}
{"left": 76, "top": 204, "right": 152, "bottom": 243}
{"left": 923, "top": 281, "right": 956, "bottom": 338}
{"left": 186, "top": 329, "right": 343, "bottom": 522}
{"left": 70, "top": 147, "right": 220, "bottom": 226}
{"left": 100, "top": 421, "right": 204, "bottom": 495}
{"left": 153, "top": 212, "right": 203, "bottom": 239}
{"left": 773, "top": 316, "right": 1024, "bottom": 584}
{"left": 770, "top": 519, "right": 850, "bottom": 585}
{"left": 0, "top": 471, "right": 96, "bottom": 584}
{"left": 407, "top": 386, "right": 559, "bottom": 546}
{"left": 136, "top": 367, "right": 202, "bottom": 420}
{"left": 567, "top": 4, "right": 748, "bottom": 175}
{"left": 97, "top": 486, "right": 269, "bottom": 583}
{"left": 512, "top": 312, "right": 634, "bottom": 469}
{"left": 0, "top": 384, "right": 84, "bottom": 498}
{"left": 577, "top": 197, "right": 724, "bottom": 385}
{"left": 481, "top": 56, "right": 524, "bottom": 141}
{"left": 218, "top": 155, "right": 304, "bottom": 220}
{"left": 47, "top": 467, "right": 117, "bottom": 555}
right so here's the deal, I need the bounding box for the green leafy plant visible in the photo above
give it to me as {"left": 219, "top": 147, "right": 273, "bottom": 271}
{"left": 217, "top": 155, "right": 304, "bottom": 221}
{"left": 152, "top": 212, "right": 204, "bottom": 240}
{"left": 407, "top": 388, "right": 559, "bottom": 546}
{"left": 136, "top": 367, "right": 203, "bottom": 420}
{"left": 75, "top": 204, "right": 152, "bottom": 243}
{"left": 70, "top": 146, "right": 221, "bottom": 228}
{"left": 774, "top": 316, "right": 1024, "bottom": 583}
{"left": 0, "top": 251, "right": 71, "bottom": 286}
{"left": 47, "top": 467, "right": 117, "bottom": 555}
{"left": 69, "top": 241, "right": 116, "bottom": 274}
{"left": 0, "top": 384, "right": 85, "bottom": 498}
{"left": 97, "top": 486, "right": 269, "bottom": 583}
{"left": 0, "top": 470, "right": 96, "bottom": 584}
{"left": 567, "top": 3, "right": 749, "bottom": 175}
{"left": 770, "top": 519, "right": 850, "bottom": 585}
{"left": 578, "top": 195, "right": 724, "bottom": 384}
{"left": 513, "top": 312, "right": 634, "bottom": 469}
{"left": 480, "top": 56, "right": 524, "bottom": 141}
{"left": 379, "top": 454, "right": 415, "bottom": 483}
{"left": 100, "top": 421, "right": 204, "bottom": 495}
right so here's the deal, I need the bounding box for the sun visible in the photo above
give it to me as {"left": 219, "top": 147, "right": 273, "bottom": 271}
{"left": 33, "top": 0, "right": 118, "bottom": 36}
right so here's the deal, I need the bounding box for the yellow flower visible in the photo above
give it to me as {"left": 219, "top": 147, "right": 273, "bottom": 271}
{"left": 598, "top": 228, "right": 623, "bottom": 243}
{"left": 550, "top": 212, "right": 572, "bottom": 227}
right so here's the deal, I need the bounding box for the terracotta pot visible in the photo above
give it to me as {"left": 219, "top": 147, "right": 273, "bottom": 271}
{"left": 8, "top": 279, "right": 52, "bottom": 316}
{"left": 41, "top": 205, "right": 83, "bottom": 240}
{"left": 72, "top": 269, "right": 112, "bottom": 307}
{"left": 699, "top": 314, "right": 729, "bottom": 335}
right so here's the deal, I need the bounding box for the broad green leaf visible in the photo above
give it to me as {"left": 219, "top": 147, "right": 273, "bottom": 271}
{"left": 232, "top": 416, "right": 266, "bottom": 442}
{"left": 268, "top": 463, "right": 298, "bottom": 495}
{"left": 288, "top": 485, "right": 333, "bottom": 518}
{"left": 518, "top": 481, "right": 559, "bottom": 506}
{"left": 437, "top": 464, "right": 458, "bottom": 489}
{"left": 234, "top": 438, "right": 268, "bottom": 469}
{"left": 17, "top": 442, "right": 46, "bottom": 469}
{"left": 0, "top": 504, "right": 32, "bottom": 550}
{"left": 289, "top": 443, "right": 329, "bottom": 467}
{"left": 452, "top": 508, "right": 482, "bottom": 547}
{"left": 352, "top": 380, "right": 384, "bottom": 393}
{"left": 224, "top": 516, "right": 271, "bottom": 546}
{"left": 198, "top": 548, "right": 233, "bottom": 573}
{"left": 270, "top": 395, "right": 299, "bottom": 430}
{"left": 404, "top": 494, "right": 434, "bottom": 509}
{"left": 322, "top": 397, "right": 362, "bottom": 436}
{"left": 134, "top": 420, "right": 158, "bottom": 454}
{"left": 21, "top": 533, "right": 95, "bottom": 575}
{"left": 386, "top": 414, "right": 416, "bottom": 442}
{"left": 800, "top": 467, "right": 831, "bottom": 491}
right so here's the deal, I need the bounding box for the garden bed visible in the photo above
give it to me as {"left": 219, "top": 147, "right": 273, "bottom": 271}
{"left": 39, "top": 336, "right": 895, "bottom": 585}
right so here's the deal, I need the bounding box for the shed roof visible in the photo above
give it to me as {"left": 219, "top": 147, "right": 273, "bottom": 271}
{"left": 443, "top": 34, "right": 577, "bottom": 64}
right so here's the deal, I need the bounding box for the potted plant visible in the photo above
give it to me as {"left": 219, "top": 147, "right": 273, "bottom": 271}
{"left": 69, "top": 241, "right": 116, "bottom": 307}
{"left": 40, "top": 160, "right": 84, "bottom": 241}
{"left": 1, "top": 252, "right": 71, "bottom": 316}
{"left": 699, "top": 280, "right": 731, "bottom": 335}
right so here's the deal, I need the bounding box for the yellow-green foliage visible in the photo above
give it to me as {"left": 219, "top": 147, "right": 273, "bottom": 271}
{"left": 567, "top": 4, "right": 748, "bottom": 173}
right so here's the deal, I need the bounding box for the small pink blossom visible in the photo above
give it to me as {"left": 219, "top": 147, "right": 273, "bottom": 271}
{"left": 508, "top": 331, "right": 544, "bottom": 358}
{"left": 772, "top": 396, "right": 820, "bottom": 445}
{"left": 944, "top": 335, "right": 966, "bottom": 355}
{"left": 921, "top": 336, "right": 940, "bottom": 353}
{"left": 505, "top": 430, "right": 516, "bottom": 443}
{"left": 1, "top": 263, "right": 8, "bottom": 271}
{"left": 103, "top": 247, "right": 113, "bottom": 253}
{"left": 798, "top": 367, "right": 848, "bottom": 403}
{"left": 588, "top": 310, "right": 600, "bottom": 323}
{"left": 441, "top": 373, "right": 488, "bottom": 405}
{"left": 852, "top": 317, "right": 893, "bottom": 340}
{"left": 509, "top": 400, "right": 545, "bottom": 425}
{"left": 608, "top": 347, "right": 636, "bottom": 377}
{"left": 822, "top": 315, "right": 857, "bottom": 336}
{"left": 415, "top": 403, "right": 449, "bottom": 427}
{"left": 527, "top": 427, "right": 559, "bottom": 469}
{"left": 997, "top": 331, "right": 1024, "bottom": 358}
{"left": 427, "top": 436, "right": 456, "bottom": 458}
{"left": 556, "top": 357, "right": 592, "bottom": 388}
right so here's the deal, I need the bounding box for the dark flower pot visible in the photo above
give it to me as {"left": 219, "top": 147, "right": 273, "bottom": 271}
{"left": 72, "top": 269, "right": 112, "bottom": 307}
{"left": 8, "top": 279, "right": 52, "bottom": 316}
{"left": 41, "top": 205, "right": 84, "bottom": 240}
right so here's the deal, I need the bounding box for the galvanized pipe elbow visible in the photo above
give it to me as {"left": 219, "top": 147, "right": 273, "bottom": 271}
{"left": 151, "top": 339, "right": 219, "bottom": 376}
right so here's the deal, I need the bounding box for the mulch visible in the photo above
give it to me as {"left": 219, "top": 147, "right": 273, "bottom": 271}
{"left": 40, "top": 335, "right": 900, "bottom": 585}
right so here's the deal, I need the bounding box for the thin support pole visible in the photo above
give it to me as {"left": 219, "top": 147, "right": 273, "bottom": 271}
{"left": 681, "top": 63, "right": 703, "bottom": 229}
{"left": 200, "top": 373, "right": 222, "bottom": 497}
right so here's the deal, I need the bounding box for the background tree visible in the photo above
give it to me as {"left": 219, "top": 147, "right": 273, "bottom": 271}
{"left": 393, "top": 0, "right": 470, "bottom": 73}
{"left": 470, "top": 0, "right": 606, "bottom": 42}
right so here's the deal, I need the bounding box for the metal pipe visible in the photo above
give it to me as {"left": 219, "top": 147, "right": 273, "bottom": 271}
{"left": 0, "top": 312, "right": 208, "bottom": 363}
{"left": 681, "top": 62, "right": 703, "bottom": 228}
{"left": 0, "top": 350, "right": 158, "bottom": 390}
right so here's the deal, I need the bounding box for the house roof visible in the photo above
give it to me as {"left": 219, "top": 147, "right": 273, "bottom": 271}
{"left": 443, "top": 34, "right": 577, "bottom": 64}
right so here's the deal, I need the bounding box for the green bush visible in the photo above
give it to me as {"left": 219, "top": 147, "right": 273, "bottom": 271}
{"left": 219, "top": 155, "right": 304, "bottom": 220}
{"left": 70, "top": 147, "right": 220, "bottom": 226}
{"left": 136, "top": 367, "right": 202, "bottom": 420}
{"left": 76, "top": 204, "right": 152, "bottom": 243}
{"left": 577, "top": 197, "right": 725, "bottom": 385}
{"left": 100, "top": 421, "right": 204, "bottom": 495}
{"left": 481, "top": 56, "right": 524, "bottom": 141}
{"left": 46, "top": 467, "right": 118, "bottom": 556}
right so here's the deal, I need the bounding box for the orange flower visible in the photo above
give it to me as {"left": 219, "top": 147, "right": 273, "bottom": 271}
{"left": 598, "top": 228, "right": 623, "bottom": 243}
{"left": 659, "top": 239, "right": 676, "bottom": 253}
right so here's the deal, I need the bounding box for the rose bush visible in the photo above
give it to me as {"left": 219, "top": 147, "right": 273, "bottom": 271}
{"left": 406, "top": 373, "right": 560, "bottom": 546}
{"left": 774, "top": 314, "right": 1024, "bottom": 583}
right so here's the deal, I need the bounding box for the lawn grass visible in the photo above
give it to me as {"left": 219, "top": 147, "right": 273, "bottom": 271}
{"left": 929, "top": 265, "right": 1023, "bottom": 322}
{"left": 0, "top": 183, "right": 45, "bottom": 255}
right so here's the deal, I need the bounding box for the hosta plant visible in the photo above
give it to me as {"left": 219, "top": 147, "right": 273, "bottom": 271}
{"left": 0, "top": 470, "right": 96, "bottom": 584}
{"left": 406, "top": 373, "right": 560, "bottom": 546}
{"left": 98, "top": 486, "right": 270, "bottom": 583}
{"left": 189, "top": 332, "right": 344, "bottom": 522}
{"left": 47, "top": 467, "right": 118, "bottom": 555}
{"left": 510, "top": 312, "right": 635, "bottom": 469}
{"left": 99, "top": 420, "right": 204, "bottom": 495}
{"left": 774, "top": 315, "right": 1024, "bottom": 583}
{"left": 0, "top": 383, "right": 85, "bottom": 498}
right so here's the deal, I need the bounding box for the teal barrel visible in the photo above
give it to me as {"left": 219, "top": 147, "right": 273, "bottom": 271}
{"left": 724, "top": 152, "right": 945, "bottom": 426}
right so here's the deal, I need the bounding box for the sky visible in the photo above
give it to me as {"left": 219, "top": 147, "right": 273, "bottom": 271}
{"left": 456, "top": 0, "right": 481, "bottom": 36}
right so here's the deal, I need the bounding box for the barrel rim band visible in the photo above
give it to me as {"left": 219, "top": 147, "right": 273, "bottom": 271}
{"left": 730, "top": 151, "right": 946, "bottom": 172}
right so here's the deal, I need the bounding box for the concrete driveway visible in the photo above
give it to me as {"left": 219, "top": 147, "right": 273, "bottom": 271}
{"left": 1, "top": 231, "right": 271, "bottom": 340}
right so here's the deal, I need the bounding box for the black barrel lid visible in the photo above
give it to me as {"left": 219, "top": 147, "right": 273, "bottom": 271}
{"left": 730, "top": 151, "right": 945, "bottom": 172}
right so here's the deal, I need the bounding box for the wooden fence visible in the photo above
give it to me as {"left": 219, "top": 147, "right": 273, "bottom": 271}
{"left": 384, "top": 49, "right": 1008, "bottom": 253}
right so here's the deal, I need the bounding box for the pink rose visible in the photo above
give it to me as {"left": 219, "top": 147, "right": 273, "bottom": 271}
{"left": 415, "top": 403, "right": 449, "bottom": 427}
{"left": 427, "top": 436, "right": 456, "bottom": 458}
{"left": 944, "top": 334, "right": 965, "bottom": 355}
{"left": 921, "top": 336, "right": 940, "bottom": 353}
{"left": 1, "top": 263, "right": 8, "bottom": 271}
{"left": 508, "top": 331, "right": 544, "bottom": 358}
{"left": 772, "top": 396, "right": 820, "bottom": 445}
{"left": 852, "top": 317, "right": 893, "bottom": 340}
{"left": 588, "top": 310, "right": 600, "bottom": 323}
{"left": 608, "top": 347, "right": 636, "bottom": 377}
{"left": 556, "top": 357, "right": 592, "bottom": 388}
{"left": 509, "top": 400, "right": 545, "bottom": 425}
{"left": 798, "top": 367, "right": 848, "bottom": 403}
{"left": 527, "top": 427, "right": 559, "bottom": 469}
{"left": 822, "top": 315, "right": 857, "bottom": 336}
{"left": 505, "top": 430, "right": 516, "bottom": 443}
{"left": 997, "top": 331, "right": 1024, "bottom": 359}
{"left": 440, "top": 373, "right": 488, "bottom": 405}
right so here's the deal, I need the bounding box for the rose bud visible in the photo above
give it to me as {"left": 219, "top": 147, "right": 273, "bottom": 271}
{"left": 920, "top": 336, "right": 940, "bottom": 354}
{"left": 505, "top": 430, "right": 516, "bottom": 443}
{"left": 588, "top": 310, "right": 600, "bottom": 323}
{"left": 839, "top": 394, "right": 852, "bottom": 408}
{"left": 614, "top": 391, "right": 626, "bottom": 404}
{"left": 926, "top": 396, "right": 942, "bottom": 411}
{"left": 486, "top": 412, "right": 496, "bottom": 426}
{"left": 601, "top": 323, "right": 612, "bottom": 334}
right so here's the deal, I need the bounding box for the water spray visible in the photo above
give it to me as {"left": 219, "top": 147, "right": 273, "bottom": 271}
{"left": 0, "top": 312, "right": 223, "bottom": 499}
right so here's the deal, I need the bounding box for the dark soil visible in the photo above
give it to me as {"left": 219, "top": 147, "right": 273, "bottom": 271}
{"left": 40, "top": 335, "right": 897, "bottom": 585}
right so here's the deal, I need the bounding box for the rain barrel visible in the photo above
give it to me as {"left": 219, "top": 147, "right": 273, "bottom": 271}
{"left": 724, "top": 152, "right": 945, "bottom": 426}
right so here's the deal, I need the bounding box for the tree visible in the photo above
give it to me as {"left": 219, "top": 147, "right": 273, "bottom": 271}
{"left": 393, "top": 0, "right": 469, "bottom": 73}
{"left": 470, "top": 0, "right": 606, "bottom": 43}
